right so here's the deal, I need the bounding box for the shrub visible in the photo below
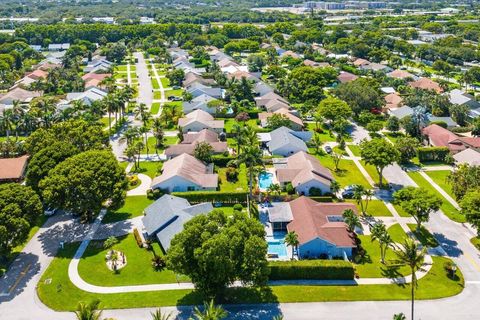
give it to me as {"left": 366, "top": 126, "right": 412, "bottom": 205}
{"left": 211, "top": 155, "right": 236, "bottom": 167}
{"left": 309, "top": 196, "right": 333, "bottom": 202}
{"left": 171, "top": 191, "right": 248, "bottom": 204}
{"left": 309, "top": 187, "right": 322, "bottom": 196}
{"left": 430, "top": 121, "right": 448, "bottom": 129}
{"left": 233, "top": 203, "right": 243, "bottom": 211}
{"left": 285, "top": 182, "right": 295, "bottom": 195}
{"left": 133, "top": 228, "right": 143, "bottom": 247}
{"left": 147, "top": 188, "right": 166, "bottom": 200}
{"left": 151, "top": 255, "right": 166, "bottom": 271}
{"left": 225, "top": 167, "right": 238, "bottom": 182}
{"left": 268, "top": 260, "right": 354, "bottom": 280}
{"left": 417, "top": 146, "right": 450, "bottom": 162}
{"left": 128, "top": 175, "right": 139, "bottom": 187}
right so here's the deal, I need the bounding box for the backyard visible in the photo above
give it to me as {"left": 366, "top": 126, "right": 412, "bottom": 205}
{"left": 217, "top": 164, "right": 248, "bottom": 192}
{"left": 102, "top": 195, "right": 154, "bottom": 224}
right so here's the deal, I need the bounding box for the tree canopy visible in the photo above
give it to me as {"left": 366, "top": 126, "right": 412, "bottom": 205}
{"left": 394, "top": 186, "right": 442, "bottom": 230}
{"left": 166, "top": 209, "right": 269, "bottom": 298}
{"left": 360, "top": 138, "right": 399, "bottom": 186}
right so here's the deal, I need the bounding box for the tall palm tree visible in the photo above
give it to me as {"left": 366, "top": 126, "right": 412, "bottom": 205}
{"left": 190, "top": 300, "right": 227, "bottom": 320}
{"left": 235, "top": 143, "right": 263, "bottom": 199}
{"left": 74, "top": 300, "right": 103, "bottom": 320}
{"left": 267, "top": 183, "right": 281, "bottom": 197}
{"left": 342, "top": 209, "right": 361, "bottom": 233}
{"left": 393, "top": 313, "right": 406, "bottom": 320}
{"left": 394, "top": 238, "right": 427, "bottom": 320}
{"left": 284, "top": 231, "right": 299, "bottom": 260}
{"left": 371, "top": 222, "right": 392, "bottom": 264}
{"left": 151, "top": 309, "right": 173, "bottom": 320}
{"left": 152, "top": 118, "right": 164, "bottom": 155}
{"left": 135, "top": 103, "right": 151, "bottom": 127}
{"left": 330, "top": 180, "right": 341, "bottom": 195}
{"left": 0, "top": 109, "right": 14, "bottom": 139}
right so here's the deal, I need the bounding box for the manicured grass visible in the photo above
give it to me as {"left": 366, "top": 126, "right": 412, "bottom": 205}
{"left": 153, "top": 91, "right": 163, "bottom": 100}
{"left": 160, "top": 77, "right": 170, "bottom": 88}
{"left": 0, "top": 136, "right": 27, "bottom": 142}
{"left": 333, "top": 146, "right": 348, "bottom": 156}
{"left": 384, "top": 132, "right": 404, "bottom": 144}
{"left": 407, "top": 224, "right": 439, "bottom": 247}
{"left": 37, "top": 246, "right": 463, "bottom": 311}
{"left": 152, "top": 78, "right": 160, "bottom": 89}
{"left": 217, "top": 164, "right": 248, "bottom": 192}
{"left": 306, "top": 123, "right": 337, "bottom": 142}
{"left": 407, "top": 171, "right": 465, "bottom": 223}
{"left": 425, "top": 170, "right": 455, "bottom": 199}
{"left": 115, "top": 65, "right": 128, "bottom": 72}
{"left": 118, "top": 161, "right": 130, "bottom": 172}
{"left": 393, "top": 203, "right": 411, "bottom": 218}
{"left": 470, "top": 237, "right": 480, "bottom": 251}
{"left": 165, "top": 89, "right": 183, "bottom": 97}
{"left": 312, "top": 153, "right": 371, "bottom": 188}
{"left": 78, "top": 234, "right": 188, "bottom": 286}
{"left": 347, "top": 144, "right": 361, "bottom": 157}
{"left": 360, "top": 160, "right": 387, "bottom": 186}
{"left": 346, "top": 200, "right": 392, "bottom": 217}
{"left": 387, "top": 223, "right": 408, "bottom": 244}
{"left": 354, "top": 235, "right": 411, "bottom": 278}
{"left": 131, "top": 161, "right": 163, "bottom": 179}
{"left": 151, "top": 103, "right": 161, "bottom": 115}
{"left": 223, "top": 119, "right": 258, "bottom": 133}
{"left": 103, "top": 195, "right": 154, "bottom": 224}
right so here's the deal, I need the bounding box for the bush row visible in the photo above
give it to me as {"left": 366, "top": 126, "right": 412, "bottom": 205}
{"left": 268, "top": 260, "right": 354, "bottom": 280}
{"left": 417, "top": 146, "right": 450, "bottom": 162}
{"left": 171, "top": 191, "right": 248, "bottom": 204}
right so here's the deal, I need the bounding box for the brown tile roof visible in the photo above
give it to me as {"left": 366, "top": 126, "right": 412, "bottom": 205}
{"left": 151, "top": 153, "right": 218, "bottom": 189}
{"left": 287, "top": 196, "right": 357, "bottom": 247}
{"left": 82, "top": 73, "right": 111, "bottom": 81}
{"left": 276, "top": 151, "right": 333, "bottom": 187}
{"left": 422, "top": 124, "right": 466, "bottom": 152}
{"left": 27, "top": 69, "right": 48, "bottom": 80}
{"left": 353, "top": 58, "right": 370, "bottom": 67}
{"left": 259, "top": 108, "right": 304, "bottom": 128}
{"left": 409, "top": 77, "right": 443, "bottom": 93}
{"left": 0, "top": 88, "right": 42, "bottom": 104}
{"left": 165, "top": 129, "right": 227, "bottom": 157}
{"left": 387, "top": 69, "right": 414, "bottom": 79}
{"left": 178, "top": 110, "right": 225, "bottom": 130}
{"left": 0, "top": 155, "right": 29, "bottom": 181}
{"left": 337, "top": 71, "right": 358, "bottom": 84}
{"left": 384, "top": 93, "right": 403, "bottom": 110}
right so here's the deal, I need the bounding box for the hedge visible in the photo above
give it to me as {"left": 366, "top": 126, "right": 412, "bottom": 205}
{"left": 171, "top": 191, "right": 248, "bottom": 204}
{"left": 417, "top": 146, "right": 450, "bottom": 162}
{"left": 309, "top": 196, "right": 333, "bottom": 202}
{"left": 211, "top": 155, "right": 236, "bottom": 167}
{"left": 269, "top": 260, "right": 354, "bottom": 280}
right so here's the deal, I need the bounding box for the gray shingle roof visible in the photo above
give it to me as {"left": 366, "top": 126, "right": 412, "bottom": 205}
{"left": 267, "top": 127, "right": 312, "bottom": 154}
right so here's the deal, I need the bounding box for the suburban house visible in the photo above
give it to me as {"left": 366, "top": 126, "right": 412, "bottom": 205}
{"left": 259, "top": 108, "right": 304, "bottom": 130}
{"left": 388, "top": 105, "right": 413, "bottom": 120}
{"left": 267, "top": 196, "right": 358, "bottom": 258}
{"left": 183, "top": 72, "right": 216, "bottom": 89}
{"left": 255, "top": 92, "right": 290, "bottom": 112}
{"left": 280, "top": 50, "right": 302, "bottom": 59}
{"left": 259, "top": 126, "right": 312, "bottom": 156}
{"left": 227, "top": 70, "right": 260, "bottom": 82}
{"left": 48, "top": 43, "right": 70, "bottom": 51}
{"left": 422, "top": 124, "right": 480, "bottom": 153}
{"left": 303, "top": 60, "right": 330, "bottom": 68}
{"left": 151, "top": 153, "right": 218, "bottom": 192}
{"left": 447, "top": 89, "right": 480, "bottom": 110}
{"left": 187, "top": 82, "right": 223, "bottom": 99}
{"left": 0, "top": 155, "right": 29, "bottom": 183}
{"left": 337, "top": 71, "right": 358, "bottom": 84}
{"left": 384, "top": 93, "right": 403, "bottom": 111}
{"left": 64, "top": 87, "right": 108, "bottom": 106}
{"left": 409, "top": 77, "right": 443, "bottom": 93}
{"left": 359, "top": 62, "right": 392, "bottom": 73}
{"left": 0, "top": 88, "right": 42, "bottom": 108}
{"left": 178, "top": 109, "right": 224, "bottom": 133}
{"left": 386, "top": 69, "right": 415, "bottom": 80}
{"left": 142, "top": 195, "right": 213, "bottom": 251}
{"left": 453, "top": 148, "right": 480, "bottom": 166}
{"left": 353, "top": 58, "right": 369, "bottom": 67}
{"left": 254, "top": 81, "right": 274, "bottom": 97}
{"left": 84, "top": 57, "right": 113, "bottom": 73}
{"left": 273, "top": 151, "right": 334, "bottom": 195}
{"left": 12, "top": 69, "right": 48, "bottom": 88}
{"left": 182, "top": 94, "right": 217, "bottom": 115}
{"left": 82, "top": 73, "right": 111, "bottom": 90}
{"left": 164, "top": 129, "right": 228, "bottom": 159}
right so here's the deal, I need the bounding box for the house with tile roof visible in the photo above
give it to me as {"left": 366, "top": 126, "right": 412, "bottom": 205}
{"left": 182, "top": 93, "right": 217, "bottom": 115}
{"left": 0, "top": 88, "right": 42, "bottom": 108}
{"left": 409, "top": 77, "right": 443, "bottom": 93}
{"left": 177, "top": 109, "right": 224, "bottom": 133}
{"left": 387, "top": 69, "right": 415, "bottom": 80}
{"left": 0, "top": 155, "right": 29, "bottom": 182}
{"left": 261, "top": 126, "right": 312, "bottom": 156}
{"left": 151, "top": 153, "right": 218, "bottom": 192}
{"left": 337, "top": 71, "right": 358, "bottom": 84}
{"left": 259, "top": 108, "right": 304, "bottom": 131}
{"left": 447, "top": 89, "right": 480, "bottom": 110}
{"left": 267, "top": 196, "right": 358, "bottom": 258}
{"left": 165, "top": 129, "right": 228, "bottom": 159}
{"left": 142, "top": 194, "right": 213, "bottom": 251}
{"left": 453, "top": 148, "right": 480, "bottom": 166}
{"left": 273, "top": 151, "right": 334, "bottom": 195}
{"left": 422, "top": 124, "right": 480, "bottom": 153}
{"left": 384, "top": 92, "right": 403, "bottom": 111}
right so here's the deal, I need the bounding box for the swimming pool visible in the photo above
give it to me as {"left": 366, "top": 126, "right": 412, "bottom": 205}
{"left": 258, "top": 172, "right": 274, "bottom": 190}
{"left": 267, "top": 232, "right": 288, "bottom": 259}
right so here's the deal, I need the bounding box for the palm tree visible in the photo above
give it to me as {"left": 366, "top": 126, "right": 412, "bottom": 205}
{"left": 330, "top": 180, "right": 341, "bottom": 195}
{"left": 102, "top": 94, "right": 117, "bottom": 132}
{"left": 0, "top": 109, "right": 14, "bottom": 139}
{"left": 284, "top": 231, "right": 299, "bottom": 260}
{"left": 74, "top": 300, "right": 103, "bottom": 320}
{"left": 371, "top": 222, "right": 392, "bottom": 264}
{"left": 394, "top": 238, "right": 427, "bottom": 320}
{"left": 139, "top": 125, "right": 150, "bottom": 157}
{"left": 312, "top": 133, "right": 322, "bottom": 154}
{"left": 235, "top": 143, "right": 263, "bottom": 200}
{"left": 152, "top": 118, "right": 165, "bottom": 155}
{"left": 393, "top": 313, "right": 406, "bottom": 320}
{"left": 362, "top": 189, "right": 374, "bottom": 214}
{"left": 151, "top": 309, "right": 173, "bottom": 320}
{"left": 267, "top": 183, "right": 281, "bottom": 197}
{"left": 120, "top": 127, "right": 140, "bottom": 146}
{"left": 342, "top": 209, "right": 361, "bottom": 233}
{"left": 135, "top": 103, "right": 151, "bottom": 126}
{"left": 190, "top": 300, "right": 227, "bottom": 320}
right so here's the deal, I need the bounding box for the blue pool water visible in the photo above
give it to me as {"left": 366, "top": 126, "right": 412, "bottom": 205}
{"left": 267, "top": 232, "right": 288, "bottom": 258}
{"left": 258, "top": 172, "right": 274, "bottom": 190}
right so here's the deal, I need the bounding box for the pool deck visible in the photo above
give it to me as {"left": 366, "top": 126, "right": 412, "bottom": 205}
{"left": 258, "top": 168, "right": 278, "bottom": 192}
{"left": 259, "top": 208, "right": 292, "bottom": 260}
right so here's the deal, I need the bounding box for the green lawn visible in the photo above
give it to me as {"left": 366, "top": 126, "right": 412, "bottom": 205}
{"left": 151, "top": 103, "right": 161, "bottom": 115}
{"left": 360, "top": 161, "right": 387, "bottom": 187}
{"left": 470, "top": 237, "right": 480, "bottom": 251}
{"left": 78, "top": 234, "right": 188, "bottom": 286}
{"left": 38, "top": 241, "right": 464, "bottom": 311}
{"left": 306, "top": 123, "right": 337, "bottom": 142}
{"left": 131, "top": 161, "right": 163, "bottom": 179}
{"left": 425, "top": 170, "right": 455, "bottom": 199}
{"left": 152, "top": 79, "right": 160, "bottom": 89}
{"left": 407, "top": 224, "right": 439, "bottom": 247}
{"left": 312, "top": 153, "right": 371, "bottom": 189}
{"left": 407, "top": 171, "right": 465, "bottom": 223}
{"left": 103, "top": 195, "right": 154, "bottom": 224}
{"left": 165, "top": 89, "right": 183, "bottom": 97}
{"left": 223, "top": 119, "right": 258, "bottom": 133}
{"left": 217, "top": 164, "right": 248, "bottom": 192}
{"left": 393, "top": 203, "right": 411, "bottom": 218}
{"left": 346, "top": 199, "right": 392, "bottom": 217}
{"left": 118, "top": 161, "right": 130, "bottom": 172}
{"left": 347, "top": 145, "right": 361, "bottom": 157}
{"left": 160, "top": 77, "right": 170, "bottom": 88}
{"left": 384, "top": 132, "right": 404, "bottom": 144}
{"left": 115, "top": 65, "right": 128, "bottom": 72}
{"left": 387, "top": 223, "right": 409, "bottom": 244}
{"left": 354, "top": 235, "right": 411, "bottom": 278}
{"left": 153, "top": 91, "right": 163, "bottom": 100}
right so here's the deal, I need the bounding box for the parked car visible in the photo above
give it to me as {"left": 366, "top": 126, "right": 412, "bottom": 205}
{"left": 44, "top": 207, "right": 58, "bottom": 216}
{"left": 168, "top": 96, "right": 182, "bottom": 101}
{"left": 341, "top": 185, "right": 358, "bottom": 199}
{"left": 172, "top": 85, "right": 181, "bottom": 90}
{"left": 324, "top": 145, "right": 332, "bottom": 154}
